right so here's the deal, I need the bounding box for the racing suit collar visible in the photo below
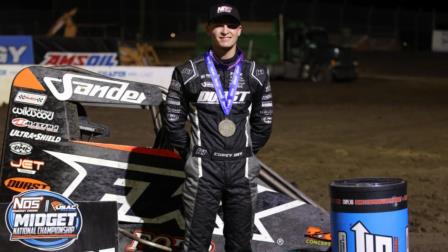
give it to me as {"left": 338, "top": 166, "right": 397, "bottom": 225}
{"left": 209, "top": 48, "right": 244, "bottom": 70}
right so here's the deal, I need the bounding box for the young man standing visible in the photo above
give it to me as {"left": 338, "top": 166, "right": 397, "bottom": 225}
{"left": 164, "top": 4, "right": 273, "bottom": 251}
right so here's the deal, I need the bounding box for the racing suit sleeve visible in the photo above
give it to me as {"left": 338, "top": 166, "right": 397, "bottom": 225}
{"left": 164, "top": 68, "right": 190, "bottom": 159}
{"left": 250, "top": 66, "right": 273, "bottom": 154}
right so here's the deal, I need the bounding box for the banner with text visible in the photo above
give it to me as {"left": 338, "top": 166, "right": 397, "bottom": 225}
{"left": 0, "top": 36, "right": 35, "bottom": 64}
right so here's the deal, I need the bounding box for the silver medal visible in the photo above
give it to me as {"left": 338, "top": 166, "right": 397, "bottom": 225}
{"left": 218, "top": 118, "right": 236, "bottom": 137}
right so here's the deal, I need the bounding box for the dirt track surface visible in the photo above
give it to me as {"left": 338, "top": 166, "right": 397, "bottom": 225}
{"left": 261, "top": 78, "right": 448, "bottom": 251}
{"left": 1, "top": 52, "right": 448, "bottom": 251}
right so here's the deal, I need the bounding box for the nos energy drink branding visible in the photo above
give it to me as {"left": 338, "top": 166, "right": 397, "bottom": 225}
{"left": 330, "top": 178, "right": 408, "bottom": 252}
{"left": 5, "top": 189, "right": 83, "bottom": 251}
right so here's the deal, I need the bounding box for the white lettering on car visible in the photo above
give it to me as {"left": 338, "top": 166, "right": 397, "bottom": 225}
{"left": 43, "top": 73, "right": 146, "bottom": 104}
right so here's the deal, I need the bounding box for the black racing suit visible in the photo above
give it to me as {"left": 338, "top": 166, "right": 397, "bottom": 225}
{"left": 164, "top": 51, "right": 273, "bottom": 251}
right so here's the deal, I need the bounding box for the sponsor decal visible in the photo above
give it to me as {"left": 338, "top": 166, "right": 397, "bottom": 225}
{"left": 43, "top": 73, "right": 146, "bottom": 104}
{"left": 305, "top": 226, "right": 331, "bottom": 247}
{"left": 125, "top": 229, "right": 216, "bottom": 252}
{"left": 10, "top": 159, "right": 45, "bottom": 175}
{"left": 41, "top": 52, "right": 118, "bottom": 66}
{"left": 181, "top": 67, "right": 193, "bottom": 75}
{"left": 255, "top": 68, "right": 265, "bottom": 76}
{"left": 14, "top": 91, "right": 47, "bottom": 106}
{"left": 262, "top": 93, "right": 272, "bottom": 100}
{"left": 262, "top": 116, "right": 272, "bottom": 124}
{"left": 200, "top": 74, "right": 245, "bottom": 88}
{"left": 9, "top": 141, "right": 33, "bottom": 155}
{"left": 125, "top": 229, "right": 183, "bottom": 252}
{"left": 98, "top": 70, "right": 127, "bottom": 78}
{"left": 12, "top": 117, "right": 59, "bottom": 133}
{"left": 5, "top": 190, "right": 82, "bottom": 250}
{"left": 261, "top": 101, "right": 272, "bottom": 108}
{"left": 213, "top": 151, "right": 243, "bottom": 158}
{"left": 12, "top": 106, "right": 55, "bottom": 121}
{"left": 332, "top": 195, "right": 407, "bottom": 206}
{"left": 169, "top": 80, "right": 182, "bottom": 91}
{"left": 260, "top": 109, "right": 273, "bottom": 116}
{"left": 209, "top": 240, "right": 216, "bottom": 252}
{"left": 0, "top": 46, "right": 27, "bottom": 64}
{"left": 4, "top": 177, "right": 51, "bottom": 193}
{"left": 10, "top": 129, "right": 61, "bottom": 143}
{"left": 265, "top": 84, "right": 271, "bottom": 92}
{"left": 194, "top": 147, "right": 208, "bottom": 156}
{"left": 166, "top": 99, "right": 180, "bottom": 106}
{"left": 167, "top": 107, "right": 182, "bottom": 114}
{"left": 339, "top": 221, "right": 397, "bottom": 252}
{"left": 0, "top": 36, "right": 34, "bottom": 64}
{"left": 217, "top": 5, "right": 232, "bottom": 13}
{"left": 338, "top": 232, "right": 347, "bottom": 252}
{"left": 305, "top": 238, "right": 331, "bottom": 247}
{"left": 167, "top": 113, "right": 179, "bottom": 122}
{"left": 79, "top": 125, "right": 96, "bottom": 132}
{"left": 197, "top": 91, "right": 250, "bottom": 104}
{"left": 200, "top": 81, "right": 215, "bottom": 88}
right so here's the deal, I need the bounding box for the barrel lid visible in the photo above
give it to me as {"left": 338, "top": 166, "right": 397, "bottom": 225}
{"left": 330, "top": 177, "right": 406, "bottom": 194}
{"left": 330, "top": 178, "right": 407, "bottom": 212}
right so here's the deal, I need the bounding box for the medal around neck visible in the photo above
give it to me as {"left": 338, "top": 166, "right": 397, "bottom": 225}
{"left": 219, "top": 118, "right": 236, "bottom": 137}
{"left": 205, "top": 51, "right": 242, "bottom": 137}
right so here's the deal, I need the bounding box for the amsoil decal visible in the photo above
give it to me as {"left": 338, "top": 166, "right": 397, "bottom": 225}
{"left": 41, "top": 52, "right": 118, "bottom": 66}
{"left": 12, "top": 106, "right": 55, "bottom": 121}
{"left": 10, "top": 159, "right": 45, "bottom": 175}
{"left": 14, "top": 91, "right": 47, "bottom": 106}
{"left": 5, "top": 190, "right": 83, "bottom": 251}
{"left": 12, "top": 117, "right": 59, "bottom": 133}
{"left": 4, "top": 177, "right": 51, "bottom": 193}
{"left": 10, "top": 129, "right": 62, "bottom": 143}
{"left": 43, "top": 73, "right": 146, "bottom": 104}
{"left": 9, "top": 142, "right": 33, "bottom": 155}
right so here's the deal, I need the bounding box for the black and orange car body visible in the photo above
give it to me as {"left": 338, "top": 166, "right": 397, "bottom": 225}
{"left": 0, "top": 66, "right": 330, "bottom": 251}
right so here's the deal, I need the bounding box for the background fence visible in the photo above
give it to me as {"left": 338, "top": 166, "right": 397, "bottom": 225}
{"left": 1, "top": 0, "right": 447, "bottom": 51}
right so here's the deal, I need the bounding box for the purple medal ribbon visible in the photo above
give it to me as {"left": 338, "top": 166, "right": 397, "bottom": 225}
{"left": 205, "top": 51, "right": 242, "bottom": 116}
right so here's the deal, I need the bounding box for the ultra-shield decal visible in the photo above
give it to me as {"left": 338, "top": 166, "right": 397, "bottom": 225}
{"left": 5, "top": 190, "right": 83, "bottom": 251}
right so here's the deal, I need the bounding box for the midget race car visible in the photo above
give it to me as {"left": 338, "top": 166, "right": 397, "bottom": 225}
{"left": 0, "top": 66, "right": 330, "bottom": 251}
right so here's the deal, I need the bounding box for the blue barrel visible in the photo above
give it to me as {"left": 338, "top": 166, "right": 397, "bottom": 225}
{"left": 330, "top": 178, "right": 408, "bottom": 252}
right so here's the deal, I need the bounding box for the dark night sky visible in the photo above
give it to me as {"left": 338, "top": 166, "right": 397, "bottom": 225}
{"left": 1, "top": 0, "right": 446, "bottom": 43}
{"left": 2, "top": 0, "right": 447, "bottom": 12}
